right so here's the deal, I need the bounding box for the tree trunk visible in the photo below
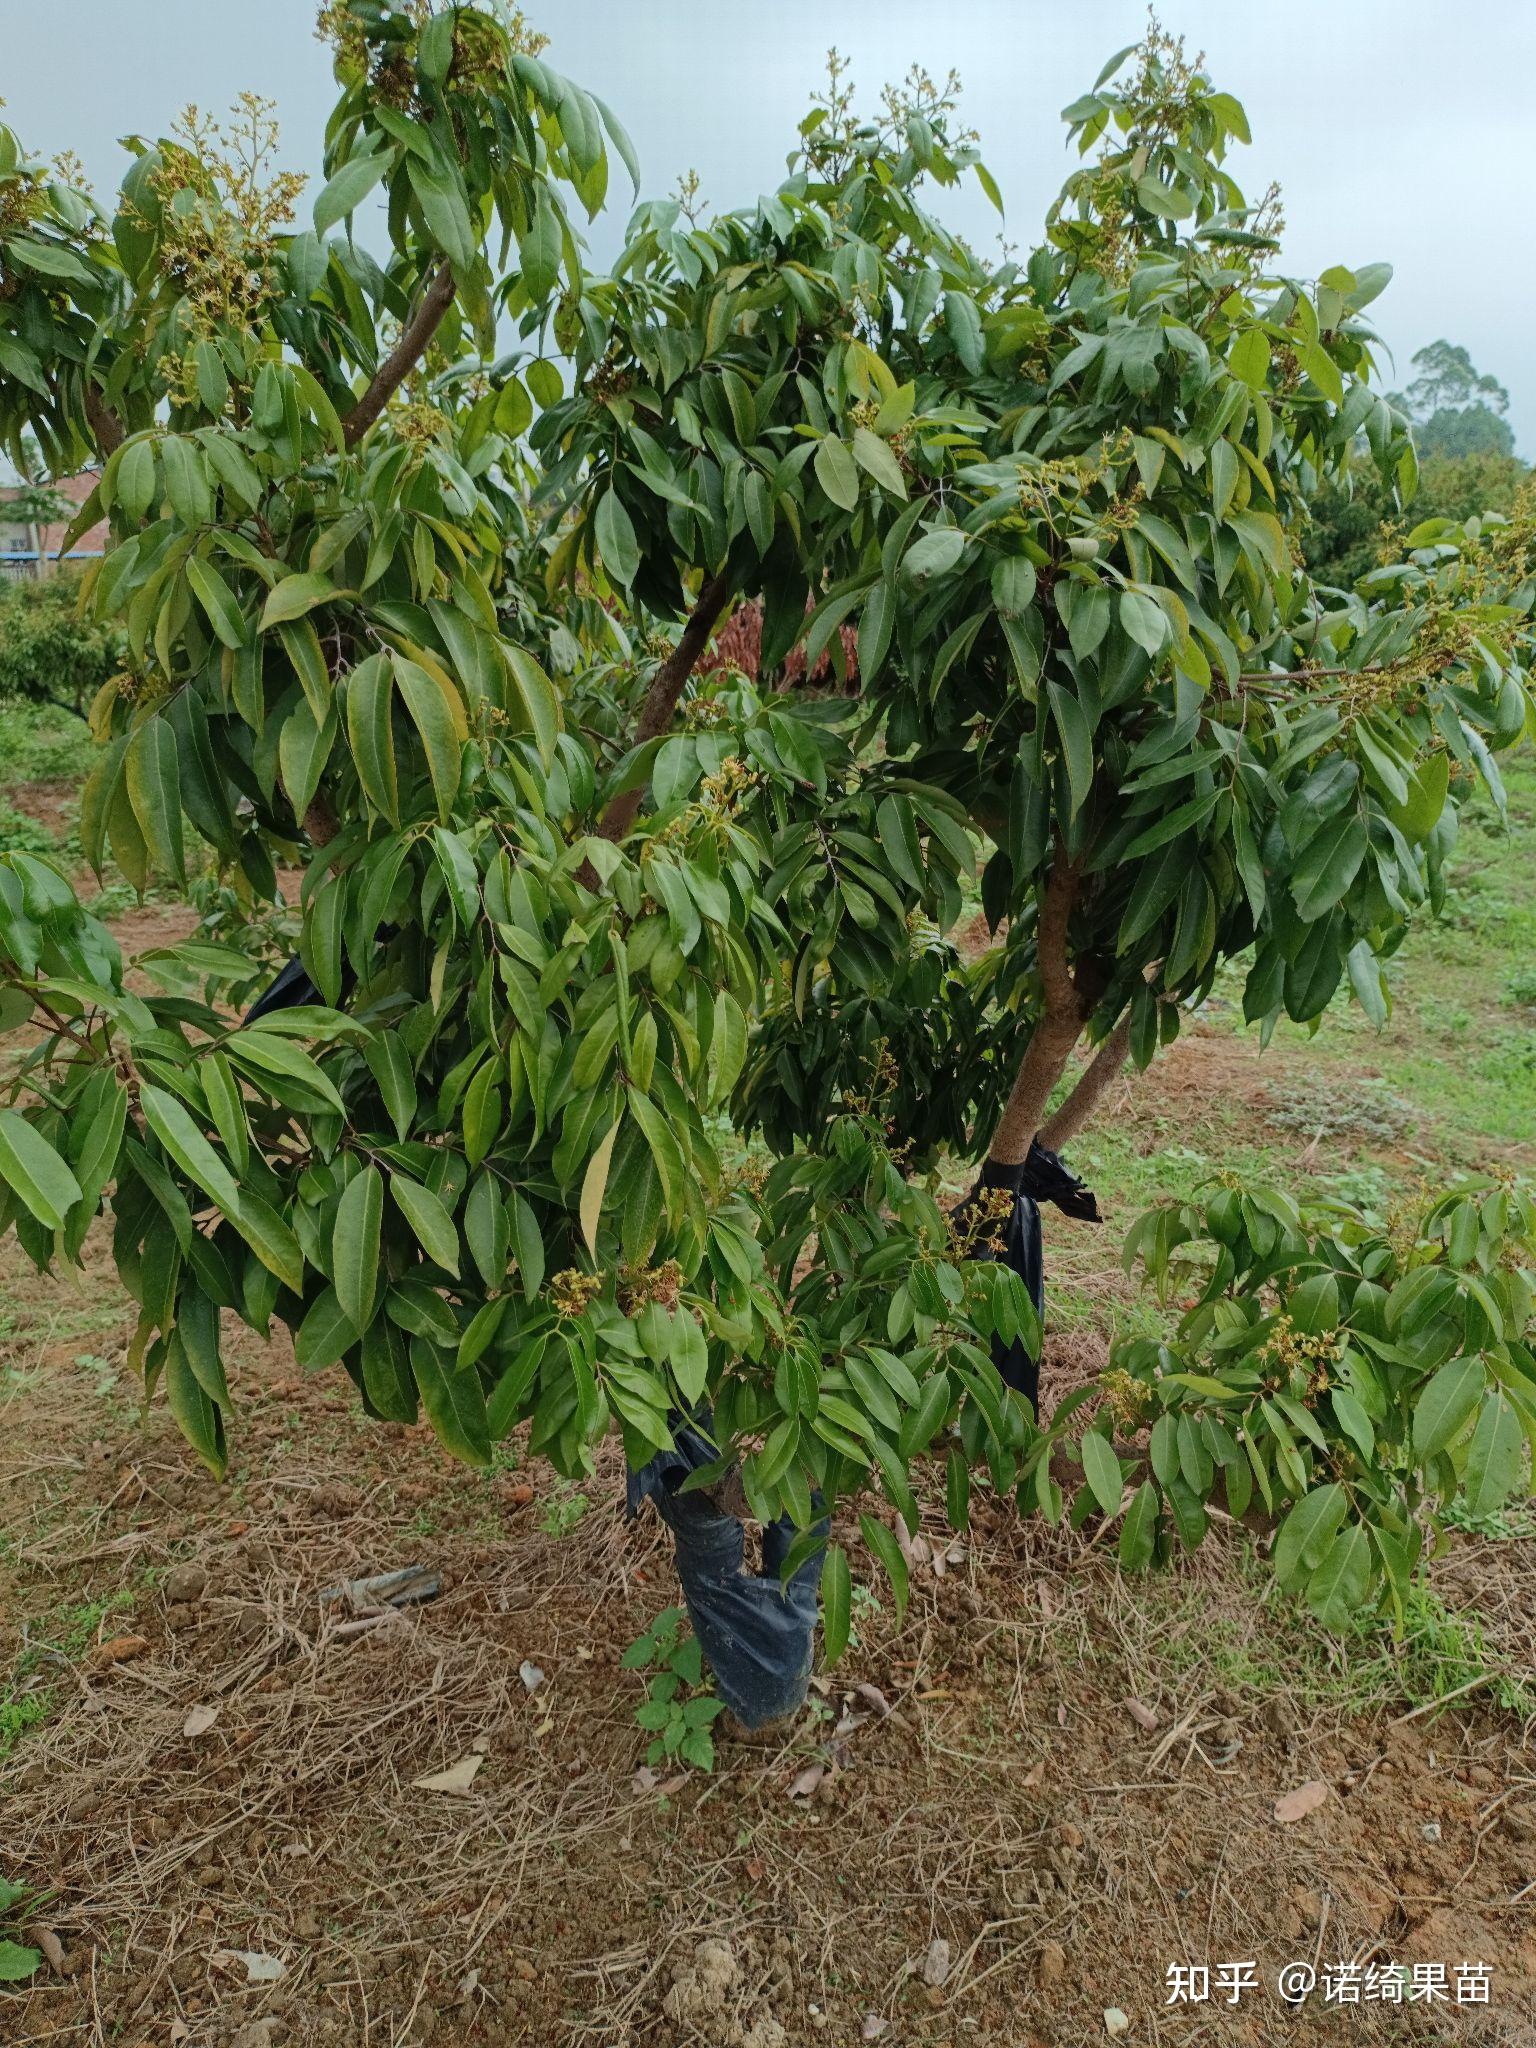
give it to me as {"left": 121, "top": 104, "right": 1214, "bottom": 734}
{"left": 82, "top": 384, "right": 124, "bottom": 459}
{"left": 342, "top": 264, "right": 457, "bottom": 448}
{"left": 595, "top": 568, "right": 735, "bottom": 844}
{"left": 985, "top": 852, "right": 1086, "bottom": 1165}
{"left": 1038, "top": 1008, "right": 1132, "bottom": 1153}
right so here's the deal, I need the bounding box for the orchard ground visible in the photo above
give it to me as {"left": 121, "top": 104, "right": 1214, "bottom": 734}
{"left": 2, "top": 700, "right": 1535, "bottom": 2048}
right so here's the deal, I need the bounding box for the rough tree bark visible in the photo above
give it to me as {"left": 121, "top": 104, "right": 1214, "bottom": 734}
{"left": 82, "top": 385, "right": 124, "bottom": 459}
{"left": 985, "top": 851, "right": 1087, "bottom": 1165}
{"left": 594, "top": 568, "right": 736, "bottom": 843}
{"left": 1038, "top": 1007, "right": 1132, "bottom": 1153}
{"left": 341, "top": 264, "right": 457, "bottom": 449}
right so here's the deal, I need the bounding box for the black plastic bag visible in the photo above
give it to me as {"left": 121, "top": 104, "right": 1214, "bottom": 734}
{"left": 961, "top": 1139, "right": 1100, "bottom": 1417}
{"left": 628, "top": 1418, "right": 826, "bottom": 1730}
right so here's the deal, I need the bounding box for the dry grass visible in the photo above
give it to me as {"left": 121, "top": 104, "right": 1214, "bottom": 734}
{"left": 5, "top": 1317, "right": 1536, "bottom": 2048}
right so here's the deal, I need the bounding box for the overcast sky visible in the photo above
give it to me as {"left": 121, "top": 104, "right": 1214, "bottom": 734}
{"left": 4, "top": 0, "right": 1532, "bottom": 453}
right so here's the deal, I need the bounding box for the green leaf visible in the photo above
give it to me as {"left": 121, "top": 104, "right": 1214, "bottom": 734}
{"left": 0, "top": 1109, "right": 82, "bottom": 1228}
{"left": 1306, "top": 1523, "right": 1372, "bottom": 1628}
{"left": 518, "top": 186, "right": 561, "bottom": 300}
{"left": 165, "top": 1330, "right": 226, "bottom": 1478}
{"left": 394, "top": 655, "right": 464, "bottom": 822}
{"left": 1080, "top": 1430, "right": 1124, "bottom": 1517}
{"left": 1412, "top": 1354, "right": 1483, "bottom": 1462}
{"left": 392, "top": 1175, "right": 460, "bottom": 1276}
{"left": 334, "top": 1165, "right": 383, "bottom": 1332}
{"left": 125, "top": 717, "right": 185, "bottom": 881}
{"left": 1292, "top": 809, "right": 1367, "bottom": 921}
{"left": 1047, "top": 682, "right": 1094, "bottom": 819}
{"left": 139, "top": 1083, "right": 241, "bottom": 1214}
{"left": 814, "top": 434, "right": 859, "bottom": 512}
{"left": 851, "top": 427, "right": 906, "bottom": 499}
{"left": 116, "top": 437, "right": 157, "bottom": 522}
{"left": 186, "top": 556, "right": 247, "bottom": 649}
{"left": 0, "top": 1939, "right": 43, "bottom": 1983}
{"left": 1463, "top": 1389, "right": 1523, "bottom": 1520}
{"left": 410, "top": 1337, "right": 491, "bottom": 1468}
{"left": 858, "top": 1513, "right": 910, "bottom": 1621}
{"left": 706, "top": 989, "right": 748, "bottom": 1105}
{"left": 1229, "top": 327, "right": 1271, "bottom": 393}
{"left": 671, "top": 1310, "right": 709, "bottom": 1404}
{"left": 510, "top": 1189, "right": 545, "bottom": 1300}
{"left": 1208, "top": 440, "right": 1238, "bottom": 522}
{"left": 260, "top": 572, "right": 336, "bottom": 629}
{"left": 1136, "top": 174, "right": 1193, "bottom": 219}
{"left": 594, "top": 486, "right": 639, "bottom": 588}
{"left": 345, "top": 652, "right": 399, "bottom": 823}
{"left": 991, "top": 555, "right": 1037, "bottom": 614}
{"left": 313, "top": 147, "right": 392, "bottom": 236}
{"left": 1300, "top": 340, "right": 1344, "bottom": 407}
{"left": 462, "top": 1059, "right": 502, "bottom": 1168}
{"left": 1118, "top": 1479, "right": 1159, "bottom": 1570}
{"left": 943, "top": 290, "right": 984, "bottom": 373}
{"left": 1272, "top": 1482, "right": 1347, "bottom": 1591}
{"left": 295, "top": 1286, "right": 359, "bottom": 1372}
{"left": 1118, "top": 589, "right": 1168, "bottom": 656}
{"left": 903, "top": 527, "right": 966, "bottom": 583}
{"left": 821, "top": 1542, "right": 851, "bottom": 1665}
{"left": 230, "top": 1191, "right": 305, "bottom": 1295}
{"left": 160, "top": 435, "right": 211, "bottom": 525}
{"left": 364, "top": 1034, "right": 416, "bottom": 1141}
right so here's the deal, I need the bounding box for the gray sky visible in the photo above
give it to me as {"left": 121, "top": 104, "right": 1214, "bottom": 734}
{"left": 4, "top": 0, "right": 1532, "bottom": 453}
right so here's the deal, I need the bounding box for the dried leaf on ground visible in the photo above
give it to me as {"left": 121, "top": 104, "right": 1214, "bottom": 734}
{"left": 1124, "top": 1698, "right": 1159, "bottom": 1731}
{"left": 921, "top": 1936, "right": 951, "bottom": 1987}
{"left": 31, "top": 1927, "right": 65, "bottom": 1974}
{"left": 1274, "top": 1779, "right": 1331, "bottom": 1824}
{"left": 214, "top": 1948, "right": 286, "bottom": 1983}
{"left": 88, "top": 1634, "right": 147, "bottom": 1671}
{"left": 411, "top": 1754, "right": 485, "bottom": 1796}
{"left": 182, "top": 1702, "right": 220, "bottom": 1739}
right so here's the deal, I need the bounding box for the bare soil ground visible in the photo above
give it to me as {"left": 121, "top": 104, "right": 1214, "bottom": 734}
{"left": 3, "top": 797, "right": 1536, "bottom": 2048}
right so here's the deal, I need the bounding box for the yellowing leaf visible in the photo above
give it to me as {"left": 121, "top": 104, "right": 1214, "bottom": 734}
{"left": 579, "top": 1115, "right": 620, "bottom": 1255}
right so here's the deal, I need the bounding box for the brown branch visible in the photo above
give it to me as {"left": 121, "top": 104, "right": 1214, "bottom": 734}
{"left": 595, "top": 568, "right": 736, "bottom": 844}
{"left": 1039, "top": 1007, "right": 1133, "bottom": 1153}
{"left": 304, "top": 794, "right": 340, "bottom": 849}
{"left": 341, "top": 263, "right": 457, "bottom": 449}
{"left": 81, "top": 383, "right": 124, "bottom": 459}
{"left": 987, "top": 850, "right": 1085, "bottom": 1167}
{"left": 1232, "top": 661, "right": 1388, "bottom": 684}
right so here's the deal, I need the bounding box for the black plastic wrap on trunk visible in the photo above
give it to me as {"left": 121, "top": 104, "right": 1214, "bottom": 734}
{"left": 960, "top": 1140, "right": 1101, "bottom": 1418}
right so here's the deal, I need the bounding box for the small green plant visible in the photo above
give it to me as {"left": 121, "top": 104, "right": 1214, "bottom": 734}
{"left": 0, "top": 1693, "right": 47, "bottom": 1765}
{"left": 536, "top": 1485, "right": 590, "bottom": 1538}
{"left": 0, "top": 800, "right": 59, "bottom": 856}
{"left": 1501, "top": 962, "right": 1536, "bottom": 1009}
{"left": 622, "top": 1606, "right": 724, "bottom": 1770}
{"left": 0, "top": 1874, "right": 42, "bottom": 1985}
{"left": 1095, "top": 1177, "right": 1536, "bottom": 1630}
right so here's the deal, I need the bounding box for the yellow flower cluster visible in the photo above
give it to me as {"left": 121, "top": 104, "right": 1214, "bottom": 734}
{"left": 550, "top": 1268, "right": 602, "bottom": 1319}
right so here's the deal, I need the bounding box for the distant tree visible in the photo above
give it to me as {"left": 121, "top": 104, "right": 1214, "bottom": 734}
{"left": 1305, "top": 448, "right": 1529, "bottom": 591}
{"left": 1395, "top": 340, "right": 1515, "bottom": 459}
{"left": 0, "top": 435, "right": 71, "bottom": 577}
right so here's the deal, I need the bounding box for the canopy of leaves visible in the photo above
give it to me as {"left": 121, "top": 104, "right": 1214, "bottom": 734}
{"left": 0, "top": 8, "right": 1531, "bottom": 1632}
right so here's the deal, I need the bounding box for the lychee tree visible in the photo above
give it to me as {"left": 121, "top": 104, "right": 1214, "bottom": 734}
{"left": 0, "top": 7, "right": 1531, "bottom": 1637}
